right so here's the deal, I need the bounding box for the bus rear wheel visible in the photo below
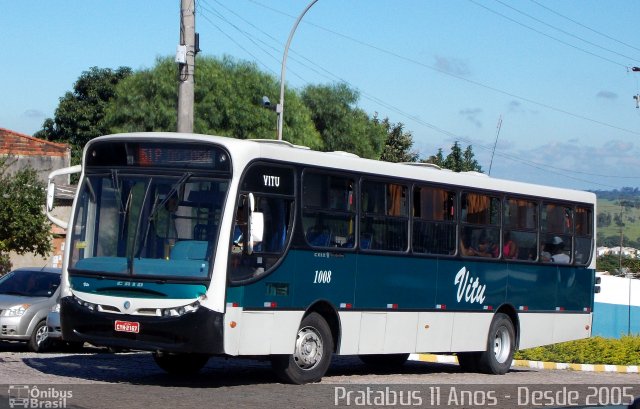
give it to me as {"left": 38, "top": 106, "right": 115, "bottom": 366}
{"left": 271, "top": 312, "right": 334, "bottom": 384}
{"left": 152, "top": 352, "right": 210, "bottom": 375}
{"left": 478, "top": 313, "right": 515, "bottom": 375}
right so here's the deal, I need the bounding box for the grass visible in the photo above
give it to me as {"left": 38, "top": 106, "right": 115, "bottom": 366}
{"left": 514, "top": 336, "right": 640, "bottom": 366}
{"left": 598, "top": 198, "right": 640, "bottom": 243}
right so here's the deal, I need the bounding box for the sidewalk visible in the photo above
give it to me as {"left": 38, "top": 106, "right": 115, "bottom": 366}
{"left": 410, "top": 353, "right": 640, "bottom": 373}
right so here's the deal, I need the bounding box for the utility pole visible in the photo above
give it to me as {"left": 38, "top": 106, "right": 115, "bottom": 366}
{"left": 177, "top": 0, "right": 196, "bottom": 133}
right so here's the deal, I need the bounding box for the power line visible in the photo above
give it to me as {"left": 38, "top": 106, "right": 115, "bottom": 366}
{"left": 492, "top": 0, "right": 640, "bottom": 65}
{"left": 528, "top": 0, "right": 640, "bottom": 54}
{"left": 468, "top": 0, "right": 631, "bottom": 69}
{"left": 203, "top": 1, "right": 637, "bottom": 189}
{"left": 245, "top": 0, "right": 640, "bottom": 138}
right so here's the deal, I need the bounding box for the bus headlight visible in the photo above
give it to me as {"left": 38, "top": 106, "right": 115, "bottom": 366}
{"left": 72, "top": 295, "right": 96, "bottom": 311}
{"left": 161, "top": 300, "right": 200, "bottom": 317}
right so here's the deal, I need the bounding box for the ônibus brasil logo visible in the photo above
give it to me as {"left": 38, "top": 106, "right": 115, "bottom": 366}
{"left": 8, "top": 385, "right": 72, "bottom": 408}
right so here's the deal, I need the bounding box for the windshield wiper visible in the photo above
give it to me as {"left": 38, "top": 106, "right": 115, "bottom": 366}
{"left": 135, "top": 173, "right": 192, "bottom": 259}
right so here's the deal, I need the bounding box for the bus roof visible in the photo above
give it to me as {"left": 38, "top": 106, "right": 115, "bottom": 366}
{"left": 87, "top": 132, "right": 596, "bottom": 205}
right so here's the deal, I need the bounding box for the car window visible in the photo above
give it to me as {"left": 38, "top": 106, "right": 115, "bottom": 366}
{"left": 0, "top": 270, "right": 60, "bottom": 297}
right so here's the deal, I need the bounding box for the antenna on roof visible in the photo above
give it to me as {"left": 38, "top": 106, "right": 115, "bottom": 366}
{"left": 488, "top": 115, "right": 502, "bottom": 176}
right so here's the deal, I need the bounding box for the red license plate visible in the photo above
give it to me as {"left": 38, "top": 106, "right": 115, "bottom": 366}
{"left": 115, "top": 320, "right": 140, "bottom": 333}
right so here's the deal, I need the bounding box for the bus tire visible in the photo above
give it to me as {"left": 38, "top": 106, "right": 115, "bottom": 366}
{"left": 271, "top": 312, "right": 334, "bottom": 384}
{"left": 478, "top": 313, "right": 515, "bottom": 375}
{"left": 359, "top": 353, "right": 409, "bottom": 368}
{"left": 152, "top": 352, "right": 209, "bottom": 375}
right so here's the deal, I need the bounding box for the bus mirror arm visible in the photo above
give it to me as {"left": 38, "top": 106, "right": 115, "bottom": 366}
{"left": 46, "top": 165, "right": 81, "bottom": 229}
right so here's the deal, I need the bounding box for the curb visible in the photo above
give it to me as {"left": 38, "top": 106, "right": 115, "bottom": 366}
{"left": 410, "top": 354, "right": 640, "bottom": 374}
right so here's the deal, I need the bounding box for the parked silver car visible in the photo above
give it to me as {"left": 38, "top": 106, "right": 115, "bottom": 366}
{"left": 0, "top": 267, "right": 61, "bottom": 352}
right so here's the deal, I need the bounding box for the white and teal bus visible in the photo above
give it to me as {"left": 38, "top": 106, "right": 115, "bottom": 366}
{"left": 48, "top": 132, "right": 597, "bottom": 384}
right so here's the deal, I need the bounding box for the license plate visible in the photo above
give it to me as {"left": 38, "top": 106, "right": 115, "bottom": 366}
{"left": 115, "top": 320, "right": 140, "bottom": 333}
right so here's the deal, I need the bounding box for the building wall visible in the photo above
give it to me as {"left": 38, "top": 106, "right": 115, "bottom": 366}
{"left": 592, "top": 274, "right": 640, "bottom": 338}
{"left": 1, "top": 128, "right": 71, "bottom": 269}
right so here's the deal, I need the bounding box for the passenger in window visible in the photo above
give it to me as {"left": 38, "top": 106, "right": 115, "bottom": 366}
{"left": 460, "top": 233, "right": 475, "bottom": 256}
{"left": 475, "top": 232, "right": 498, "bottom": 258}
{"left": 540, "top": 242, "right": 552, "bottom": 262}
{"left": 503, "top": 232, "right": 518, "bottom": 259}
{"left": 550, "top": 236, "right": 570, "bottom": 263}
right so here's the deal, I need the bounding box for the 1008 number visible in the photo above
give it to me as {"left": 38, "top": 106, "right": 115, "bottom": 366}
{"left": 313, "top": 270, "right": 332, "bottom": 284}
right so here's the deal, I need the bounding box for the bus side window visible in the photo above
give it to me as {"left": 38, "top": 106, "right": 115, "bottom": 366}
{"left": 302, "top": 171, "right": 356, "bottom": 249}
{"left": 412, "top": 186, "right": 456, "bottom": 255}
{"left": 229, "top": 193, "right": 293, "bottom": 282}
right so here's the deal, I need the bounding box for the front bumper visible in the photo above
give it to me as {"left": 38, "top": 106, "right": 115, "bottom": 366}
{"left": 0, "top": 316, "right": 29, "bottom": 341}
{"left": 60, "top": 296, "right": 225, "bottom": 354}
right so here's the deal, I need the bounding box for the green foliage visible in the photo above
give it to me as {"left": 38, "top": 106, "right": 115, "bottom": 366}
{"left": 301, "top": 83, "right": 386, "bottom": 159}
{"left": 0, "top": 160, "right": 52, "bottom": 268}
{"left": 35, "top": 66, "right": 132, "bottom": 164}
{"left": 515, "top": 336, "right": 640, "bottom": 366}
{"left": 424, "top": 141, "right": 483, "bottom": 172}
{"left": 378, "top": 117, "right": 419, "bottom": 163}
{"left": 105, "top": 56, "right": 323, "bottom": 149}
{"left": 0, "top": 252, "right": 10, "bottom": 276}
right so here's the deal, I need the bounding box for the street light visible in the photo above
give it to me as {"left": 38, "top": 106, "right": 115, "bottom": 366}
{"left": 276, "top": 0, "right": 319, "bottom": 140}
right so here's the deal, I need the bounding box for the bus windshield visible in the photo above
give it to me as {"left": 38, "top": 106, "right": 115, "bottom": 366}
{"left": 69, "top": 172, "right": 229, "bottom": 279}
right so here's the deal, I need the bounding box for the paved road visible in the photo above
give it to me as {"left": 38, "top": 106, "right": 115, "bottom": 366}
{"left": 0, "top": 341, "right": 638, "bottom": 409}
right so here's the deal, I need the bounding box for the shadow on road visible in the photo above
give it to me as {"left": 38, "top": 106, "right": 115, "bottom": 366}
{"left": 11, "top": 345, "right": 533, "bottom": 388}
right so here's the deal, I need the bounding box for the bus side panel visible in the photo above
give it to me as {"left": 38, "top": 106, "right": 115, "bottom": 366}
{"left": 356, "top": 312, "right": 418, "bottom": 354}
{"left": 450, "top": 312, "right": 493, "bottom": 351}
{"left": 518, "top": 312, "right": 592, "bottom": 349}
{"left": 293, "top": 250, "right": 357, "bottom": 310}
{"left": 235, "top": 310, "right": 304, "bottom": 355}
{"left": 358, "top": 312, "right": 386, "bottom": 353}
{"left": 337, "top": 311, "right": 362, "bottom": 354}
{"left": 436, "top": 260, "right": 508, "bottom": 311}
{"left": 507, "top": 264, "right": 557, "bottom": 310}
{"left": 518, "top": 313, "right": 553, "bottom": 349}
{"left": 415, "top": 312, "right": 454, "bottom": 353}
{"left": 384, "top": 312, "right": 418, "bottom": 353}
{"left": 354, "top": 255, "right": 437, "bottom": 310}
{"left": 553, "top": 312, "right": 592, "bottom": 344}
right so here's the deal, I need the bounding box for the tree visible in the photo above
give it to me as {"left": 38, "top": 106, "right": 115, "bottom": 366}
{"left": 104, "top": 56, "right": 323, "bottom": 149}
{"left": 424, "top": 148, "right": 445, "bottom": 167}
{"left": 35, "top": 66, "right": 132, "bottom": 164}
{"left": 462, "top": 145, "right": 482, "bottom": 172}
{"left": 301, "top": 83, "right": 386, "bottom": 159}
{"left": 0, "top": 159, "right": 52, "bottom": 275}
{"left": 378, "top": 117, "right": 419, "bottom": 163}
{"left": 444, "top": 141, "right": 464, "bottom": 171}
{"left": 425, "top": 141, "right": 483, "bottom": 172}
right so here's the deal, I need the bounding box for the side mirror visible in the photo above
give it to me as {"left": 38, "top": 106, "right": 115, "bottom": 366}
{"left": 246, "top": 193, "right": 264, "bottom": 255}
{"left": 46, "top": 165, "right": 81, "bottom": 229}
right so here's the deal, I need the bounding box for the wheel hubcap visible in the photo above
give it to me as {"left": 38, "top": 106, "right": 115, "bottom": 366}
{"left": 293, "top": 326, "right": 323, "bottom": 370}
{"left": 36, "top": 325, "right": 48, "bottom": 346}
{"left": 493, "top": 326, "right": 510, "bottom": 363}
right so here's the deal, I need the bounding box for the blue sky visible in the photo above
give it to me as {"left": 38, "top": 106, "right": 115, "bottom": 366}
{"left": 2, "top": 0, "right": 640, "bottom": 191}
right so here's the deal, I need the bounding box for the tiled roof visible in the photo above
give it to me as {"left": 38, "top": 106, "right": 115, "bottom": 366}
{"left": 0, "top": 127, "right": 70, "bottom": 157}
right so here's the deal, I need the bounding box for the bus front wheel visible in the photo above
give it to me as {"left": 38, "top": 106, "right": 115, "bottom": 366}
{"left": 152, "top": 352, "right": 210, "bottom": 375}
{"left": 478, "top": 313, "right": 515, "bottom": 375}
{"left": 271, "top": 312, "right": 334, "bottom": 384}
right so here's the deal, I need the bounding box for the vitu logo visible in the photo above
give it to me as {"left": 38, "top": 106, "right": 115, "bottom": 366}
{"left": 263, "top": 175, "right": 280, "bottom": 187}
{"left": 454, "top": 266, "right": 486, "bottom": 304}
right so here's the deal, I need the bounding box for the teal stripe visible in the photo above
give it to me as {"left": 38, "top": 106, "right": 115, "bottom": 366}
{"left": 70, "top": 276, "right": 207, "bottom": 299}
{"left": 231, "top": 249, "right": 594, "bottom": 312}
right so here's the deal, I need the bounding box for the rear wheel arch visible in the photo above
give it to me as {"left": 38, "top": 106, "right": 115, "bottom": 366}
{"left": 495, "top": 304, "right": 520, "bottom": 349}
